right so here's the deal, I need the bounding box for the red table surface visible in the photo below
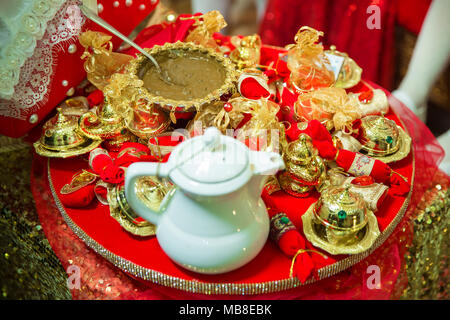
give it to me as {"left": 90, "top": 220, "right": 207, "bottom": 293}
{"left": 40, "top": 107, "right": 413, "bottom": 297}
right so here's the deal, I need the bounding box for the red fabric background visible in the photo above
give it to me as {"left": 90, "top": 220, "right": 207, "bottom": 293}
{"left": 259, "top": 0, "right": 432, "bottom": 90}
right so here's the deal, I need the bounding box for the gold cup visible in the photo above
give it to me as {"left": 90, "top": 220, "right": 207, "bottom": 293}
{"left": 125, "top": 41, "right": 238, "bottom": 113}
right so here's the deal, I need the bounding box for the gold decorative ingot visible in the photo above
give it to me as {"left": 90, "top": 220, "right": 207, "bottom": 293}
{"left": 358, "top": 115, "right": 411, "bottom": 163}
{"left": 326, "top": 45, "right": 362, "bottom": 89}
{"left": 107, "top": 177, "right": 172, "bottom": 237}
{"left": 279, "top": 134, "right": 326, "bottom": 196}
{"left": 60, "top": 170, "right": 97, "bottom": 195}
{"left": 229, "top": 34, "right": 262, "bottom": 69}
{"left": 34, "top": 108, "right": 101, "bottom": 158}
{"left": 313, "top": 186, "right": 369, "bottom": 247}
{"left": 126, "top": 41, "right": 239, "bottom": 113}
{"left": 79, "top": 100, "right": 126, "bottom": 140}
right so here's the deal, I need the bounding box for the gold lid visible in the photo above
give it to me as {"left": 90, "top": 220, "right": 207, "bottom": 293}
{"left": 314, "top": 186, "right": 368, "bottom": 232}
{"left": 60, "top": 96, "right": 90, "bottom": 117}
{"left": 126, "top": 41, "right": 239, "bottom": 113}
{"left": 229, "top": 34, "right": 262, "bottom": 69}
{"left": 39, "top": 108, "right": 89, "bottom": 151}
{"left": 359, "top": 115, "right": 400, "bottom": 157}
{"left": 79, "top": 100, "right": 126, "bottom": 140}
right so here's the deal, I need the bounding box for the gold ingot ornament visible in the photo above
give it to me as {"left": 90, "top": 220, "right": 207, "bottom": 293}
{"left": 278, "top": 133, "right": 327, "bottom": 196}
{"left": 229, "top": 34, "right": 262, "bottom": 69}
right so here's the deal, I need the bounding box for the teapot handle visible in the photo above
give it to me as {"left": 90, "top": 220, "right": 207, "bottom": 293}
{"left": 124, "top": 162, "right": 170, "bottom": 226}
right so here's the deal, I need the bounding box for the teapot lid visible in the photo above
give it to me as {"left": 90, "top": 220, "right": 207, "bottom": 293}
{"left": 168, "top": 127, "right": 252, "bottom": 195}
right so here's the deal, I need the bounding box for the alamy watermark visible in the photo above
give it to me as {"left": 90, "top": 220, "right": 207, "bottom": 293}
{"left": 367, "top": 5, "right": 381, "bottom": 30}
{"left": 366, "top": 265, "right": 382, "bottom": 289}
{"left": 66, "top": 264, "right": 81, "bottom": 290}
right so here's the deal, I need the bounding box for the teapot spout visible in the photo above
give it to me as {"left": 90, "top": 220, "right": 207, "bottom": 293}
{"left": 249, "top": 150, "right": 285, "bottom": 176}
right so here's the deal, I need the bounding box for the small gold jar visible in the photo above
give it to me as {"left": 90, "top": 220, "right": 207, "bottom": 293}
{"left": 358, "top": 115, "right": 411, "bottom": 163}
{"left": 34, "top": 108, "right": 101, "bottom": 158}
{"left": 359, "top": 115, "right": 400, "bottom": 156}
{"left": 313, "top": 186, "right": 368, "bottom": 246}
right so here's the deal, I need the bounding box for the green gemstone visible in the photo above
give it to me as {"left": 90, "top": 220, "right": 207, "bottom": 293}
{"left": 280, "top": 216, "right": 290, "bottom": 224}
{"left": 386, "top": 136, "right": 393, "bottom": 144}
{"left": 338, "top": 210, "right": 347, "bottom": 220}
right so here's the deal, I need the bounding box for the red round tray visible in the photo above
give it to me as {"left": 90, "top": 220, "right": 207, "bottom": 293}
{"left": 46, "top": 109, "right": 414, "bottom": 296}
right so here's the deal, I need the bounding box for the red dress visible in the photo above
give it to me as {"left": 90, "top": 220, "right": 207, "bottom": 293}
{"left": 259, "top": 0, "right": 432, "bottom": 91}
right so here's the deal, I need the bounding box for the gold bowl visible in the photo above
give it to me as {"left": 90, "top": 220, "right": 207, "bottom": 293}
{"left": 126, "top": 41, "right": 239, "bottom": 113}
{"left": 33, "top": 108, "right": 101, "bottom": 158}
{"left": 313, "top": 186, "right": 368, "bottom": 247}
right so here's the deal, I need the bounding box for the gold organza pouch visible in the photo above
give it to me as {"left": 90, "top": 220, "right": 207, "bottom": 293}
{"left": 234, "top": 98, "right": 284, "bottom": 152}
{"left": 183, "top": 11, "right": 227, "bottom": 49}
{"left": 80, "top": 31, "right": 133, "bottom": 90}
{"left": 102, "top": 73, "right": 144, "bottom": 114}
{"left": 295, "top": 87, "right": 361, "bottom": 131}
{"left": 286, "top": 26, "right": 335, "bottom": 92}
{"left": 186, "top": 97, "right": 252, "bottom": 136}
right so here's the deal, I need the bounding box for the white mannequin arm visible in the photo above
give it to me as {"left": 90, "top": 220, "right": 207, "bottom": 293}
{"left": 191, "top": 0, "right": 230, "bottom": 15}
{"left": 392, "top": 0, "right": 450, "bottom": 121}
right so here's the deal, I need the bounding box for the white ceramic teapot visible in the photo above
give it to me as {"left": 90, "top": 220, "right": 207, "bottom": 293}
{"left": 125, "top": 127, "right": 285, "bottom": 274}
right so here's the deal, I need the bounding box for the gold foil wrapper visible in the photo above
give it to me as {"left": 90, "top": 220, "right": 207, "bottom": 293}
{"left": 79, "top": 31, "right": 133, "bottom": 90}
{"left": 295, "top": 87, "right": 361, "bottom": 131}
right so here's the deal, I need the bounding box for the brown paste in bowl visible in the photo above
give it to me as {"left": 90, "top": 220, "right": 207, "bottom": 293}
{"left": 140, "top": 50, "right": 226, "bottom": 101}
